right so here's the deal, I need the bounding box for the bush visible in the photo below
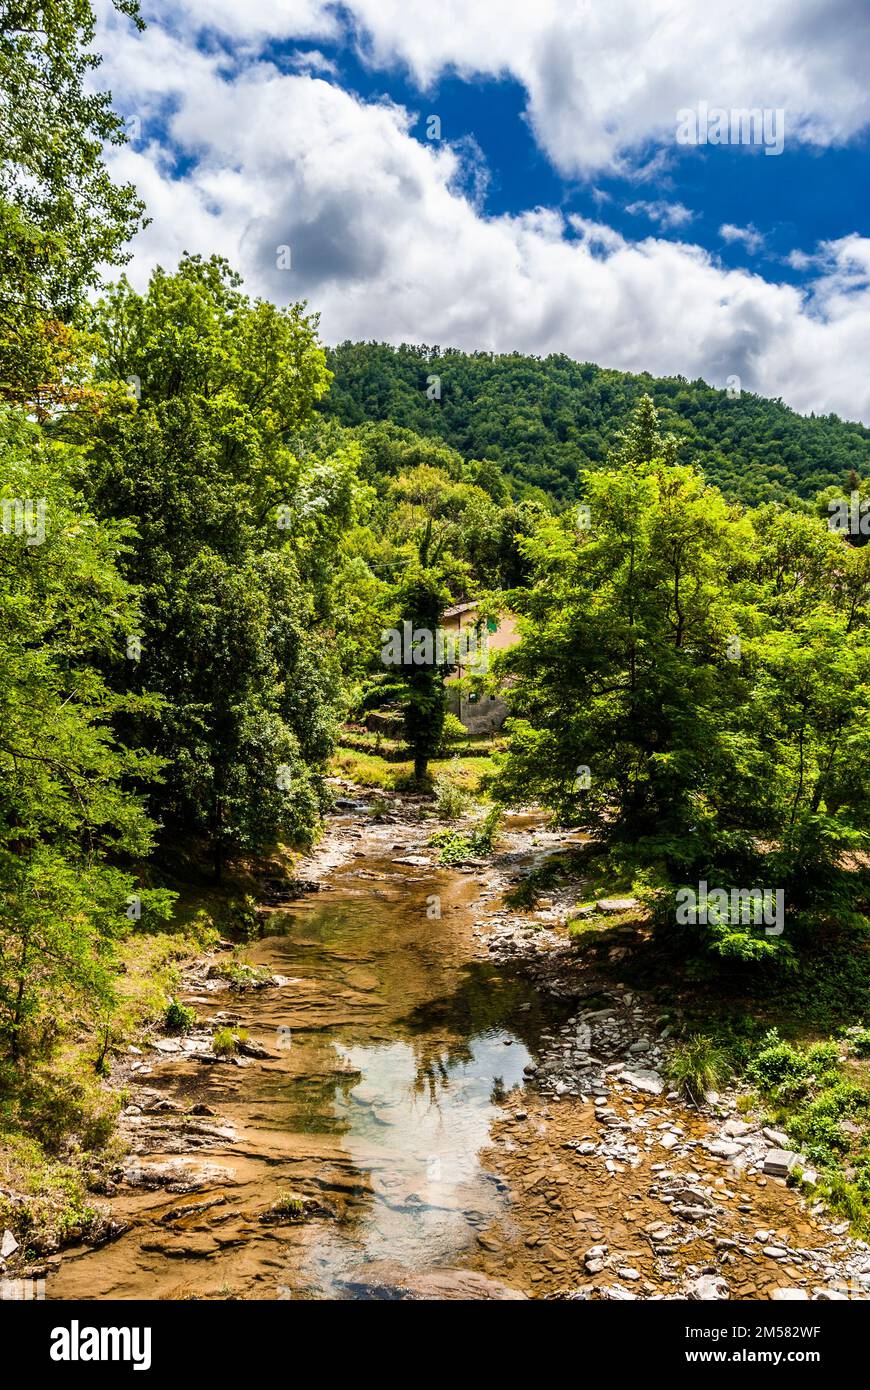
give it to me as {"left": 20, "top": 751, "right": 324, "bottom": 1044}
{"left": 163, "top": 998, "right": 196, "bottom": 1034}
{"left": 668, "top": 1034, "right": 730, "bottom": 1103}
{"left": 430, "top": 805, "right": 502, "bottom": 865}
{"left": 433, "top": 769, "right": 469, "bottom": 820}
{"left": 438, "top": 712, "right": 468, "bottom": 753}
{"left": 747, "top": 1032, "right": 842, "bottom": 1103}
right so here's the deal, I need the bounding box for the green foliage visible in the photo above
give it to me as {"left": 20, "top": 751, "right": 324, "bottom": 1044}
{"left": 272, "top": 1191, "right": 306, "bottom": 1219}
{"left": 0, "top": 0, "right": 146, "bottom": 408}
{"left": 745, "top": 1030, "right": 870, "bottom": 1177}
{"left": 163, "top": 998, "right": 196, "bottom": 1034}
{"left": 390, "top": 568, "right": 451, "bottom": 783}
{"left": 323, "top": 342, "right": 870, "bottom": 507}
{"left": 667, "top": 1034, "right": 731, "bottom": 1103}
{"left": 439, "top": 712, "right": 468, "bottom": 752}
{"left": 0, "top": 407, "right": 171, "bottom": 1060}
{"left": 491, "top": 397, "right": 869, "bottom": 963}
{"left": 73, "top": 256, "right": 354, "bottom": 874}
{"left": 432, "top": 767, "right": 470, "bottom": 820}
{"left": 211, "top": 1026, "right": 247, "bottom": 1056}
{"left": 431, "top": 805, "right": 502, "bottom": 865}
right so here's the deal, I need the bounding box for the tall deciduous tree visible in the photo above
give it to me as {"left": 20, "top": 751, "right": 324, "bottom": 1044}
{"left": 0, "top": 0, "right": 145, "bottom": 408}
{"left": 76, "top": 256, "right": 356, "bottom": 873}
{"left": 0, "top": 407, "right": 168, "bottom": 1059}
{"left": 495, "top": 398, "right": 870, "bottom": 960}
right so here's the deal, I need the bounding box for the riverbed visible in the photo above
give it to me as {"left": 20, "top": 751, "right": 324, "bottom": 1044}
{"left": 48, "top": 796, "right": 869, "bottom": 1301}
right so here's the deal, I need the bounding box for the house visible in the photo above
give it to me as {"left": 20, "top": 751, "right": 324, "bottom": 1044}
{"left": 442, "top": 601, "right": 518, "bottom": 734}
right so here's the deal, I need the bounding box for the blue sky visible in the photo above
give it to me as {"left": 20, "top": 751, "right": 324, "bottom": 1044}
{"left": 265, "top": 35, "right": 870, "bottom": 288}
{"left": 95, "top": 0, "right": 870, "bottom": 423}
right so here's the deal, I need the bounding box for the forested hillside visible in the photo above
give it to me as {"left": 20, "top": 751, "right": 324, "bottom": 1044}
{"left": 322, "top": 342, "right": 870, "bottom": 507}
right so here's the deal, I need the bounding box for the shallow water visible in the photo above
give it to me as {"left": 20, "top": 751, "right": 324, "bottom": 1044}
{"left": 49, "top": 823, "right": 566, "bottom": 1300}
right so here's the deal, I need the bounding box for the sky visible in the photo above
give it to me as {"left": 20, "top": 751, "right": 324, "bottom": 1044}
{"left": 93, "top": 0, "right": 870, "bottom": 423}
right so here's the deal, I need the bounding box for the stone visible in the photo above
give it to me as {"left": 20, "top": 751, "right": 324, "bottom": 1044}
{"left": 763, "top": 1148, "right": 800, "bottom": 1178}
{"left": 771, "top": 1288, "right": 808, "bottom": 1300}
{"left": 596, "top": 898, "right": 640, "bottom": 913}
{"left": 763, "top": 1127, "right": 790, "bottom": 1148}
{"left": 685, "top": 1274, "right": 729, "bottom": 1300}
{"left": 707, "top": 1140, "right": 742, "bottom": 1158}
{"left": 617, "top": 1068, "right": 664, "bottom": 1096}
{"left": 1, "top": 1230, "right": 18, "bottom": 1260}
{"left": 723, "top": 1120, "right": 753, "bottom": 1138}
{"left": 337, "top": 1263, "right": 527, "bottom": 1301}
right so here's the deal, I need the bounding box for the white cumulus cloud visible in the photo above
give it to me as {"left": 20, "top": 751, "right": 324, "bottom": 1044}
{"left": 90, "top": 3, "right": 870, "bottom": 426}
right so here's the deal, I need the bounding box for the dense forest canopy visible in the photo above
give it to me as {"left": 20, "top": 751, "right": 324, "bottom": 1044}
{"left": 321, "top": 341, "right": 870, "bottom": 508}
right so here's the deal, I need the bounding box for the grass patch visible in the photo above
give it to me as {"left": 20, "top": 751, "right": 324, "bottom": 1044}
{"left": 208, "top": 958, "right": 272, "bottom": 990}
{"left": 667, "top": 1034, "right": 731, "bottom": 1103}
{"left": 332, "top": 746, "right": 495, "bottom": 795}
{"left": 429, "top": 806, "right": 502, "bottom": 865}
{"left": 212, "top": 1027, "right": 248, "bottom": 1056}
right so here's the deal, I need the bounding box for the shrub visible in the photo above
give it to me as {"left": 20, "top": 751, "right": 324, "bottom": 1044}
{"left": 433, "top": 770, "right": 469, "bottom": 821}
{"left": 163, "top": 998, "right": 196, "bottom": 1034}
{"left": 430, "top": 805, "right": 502, "bottom": 865}
{"left": 438, "top": 712, "right": 468, "bottom": 753}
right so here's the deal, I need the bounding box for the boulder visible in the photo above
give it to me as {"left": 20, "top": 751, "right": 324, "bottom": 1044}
{"left": 763, "top": 1148, "right": 800, "bottom": 1178}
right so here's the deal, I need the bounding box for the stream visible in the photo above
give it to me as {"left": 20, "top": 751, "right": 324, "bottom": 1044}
{"left": 47, "top": 801, "right": 867, "bottom": 1302}
{"left": 48, "top": 808, "right": 568, "bottom": 1300}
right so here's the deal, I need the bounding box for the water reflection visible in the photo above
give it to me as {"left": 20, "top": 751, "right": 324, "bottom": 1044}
{"left": 292, "top": 1028, "right": 531, "bottom": 1293}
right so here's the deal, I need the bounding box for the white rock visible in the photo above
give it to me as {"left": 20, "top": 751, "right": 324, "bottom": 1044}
{"left": 723, "top": 1119, "right": 753, "bottom": 1137}
{"left": 763, "top": 1148, "right": 800, "bottom": 1177}
{"left": 763, "top": 1127, "right": 790, "bottom": 1148}
{"left": 686, "top": 1274, "right": 729, "bottom": 1300}
{"left": 618, "top": 1068, "right": 664, "bottom": 1096}
{"left": 707, "top": 1140, "right": 742, "bottom": 1158}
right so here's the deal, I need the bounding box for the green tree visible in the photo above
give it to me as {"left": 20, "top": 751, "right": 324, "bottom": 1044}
{"left": 0, "top": 0, "right": 146, "bottom": 408}
{"left": 0, "top": 407, "right": 168, "bottom": 1059}
{"left": 391, "top": 569, "right": 451, "bottom": 783}
{"left": 494, "top": 398, "right": 869, "bottom": 961}
{"left": 75, "top": 256, "right": 354, "bottom": 873}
